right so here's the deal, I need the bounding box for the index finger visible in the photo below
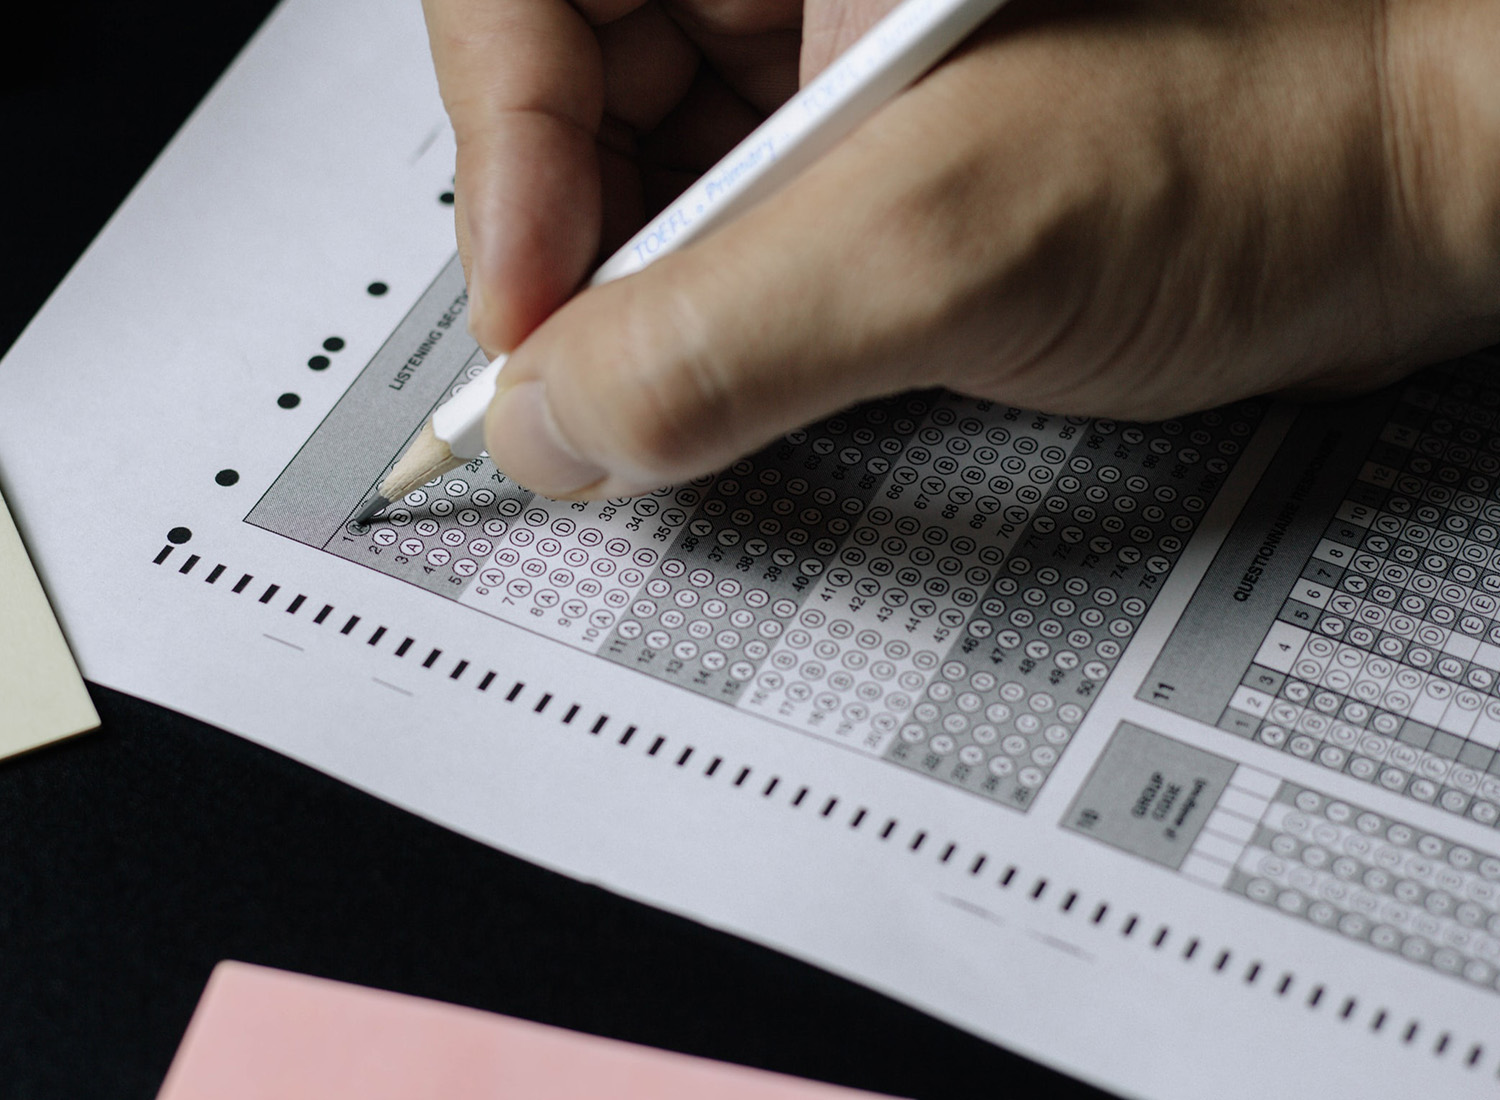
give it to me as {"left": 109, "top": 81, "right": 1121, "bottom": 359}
{"left": 422, "top": 0, "right": 613, "bottom": 353}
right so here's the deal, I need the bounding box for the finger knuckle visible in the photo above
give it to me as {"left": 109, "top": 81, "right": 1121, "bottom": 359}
{"left": 667, "top": 0, "right": 791, "bottom": 36}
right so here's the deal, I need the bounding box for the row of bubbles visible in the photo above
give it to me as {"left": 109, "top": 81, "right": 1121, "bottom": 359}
{"left": 341, "top": 384, "right": 1265, "bottom": 808}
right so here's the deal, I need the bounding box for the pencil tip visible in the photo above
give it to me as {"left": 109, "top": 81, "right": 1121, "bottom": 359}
{"left": 353, "top": 495, "right": 390, "bottom": 526}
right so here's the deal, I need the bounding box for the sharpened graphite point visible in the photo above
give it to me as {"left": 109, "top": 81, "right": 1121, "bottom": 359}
{"left": 353, "top": 495, "right": 390, "bottom": 526}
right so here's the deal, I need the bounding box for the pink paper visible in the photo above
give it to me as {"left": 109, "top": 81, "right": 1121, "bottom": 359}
{"left": 157, "top": 962, "right": 903, "bottom": 1100}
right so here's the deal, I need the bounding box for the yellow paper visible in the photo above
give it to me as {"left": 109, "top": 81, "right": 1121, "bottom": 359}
{"left": 0, "top": 490, "right": 98, "bottom": 757}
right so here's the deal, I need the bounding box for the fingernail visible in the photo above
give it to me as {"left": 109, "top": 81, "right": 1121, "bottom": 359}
{"left": 465, "top": 276, "right": 489, "bottom": 347}
{"left": 487, "top": 380, "right": 607, "bottom": 498}
{"left": 459, "top": 191, "right": 503, "bottom": 358}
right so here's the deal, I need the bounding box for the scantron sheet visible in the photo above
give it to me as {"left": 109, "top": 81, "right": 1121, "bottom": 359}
{"left": 3, "top": 1, "right": 1499, "bottom": 1095}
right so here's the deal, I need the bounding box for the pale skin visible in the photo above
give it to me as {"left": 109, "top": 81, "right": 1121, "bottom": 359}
{"left": 420, "top": 0, "right": 1500, "bottom": 501}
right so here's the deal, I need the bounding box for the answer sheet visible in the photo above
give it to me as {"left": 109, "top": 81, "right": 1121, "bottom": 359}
{"left": 3, "top": 1, "right": 1499, "bottom": 1095}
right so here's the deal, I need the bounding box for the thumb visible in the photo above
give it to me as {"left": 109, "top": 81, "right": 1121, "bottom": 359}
{"left": 483, "top": 104, "right": 965, "bottom": 499}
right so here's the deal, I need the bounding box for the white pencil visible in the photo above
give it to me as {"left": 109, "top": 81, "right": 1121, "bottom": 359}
{"left": 357, "top": 0, "right": 1012, "bottom": 524}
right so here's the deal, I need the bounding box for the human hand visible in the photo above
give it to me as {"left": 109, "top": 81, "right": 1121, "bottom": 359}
{"left": 423, "top": 0, "right": 1500, "bottom": 500}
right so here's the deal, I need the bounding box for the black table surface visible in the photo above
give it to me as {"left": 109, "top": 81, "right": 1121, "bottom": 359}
{"left": 0, "top": 4, "right": 1112, "bottom": 1097}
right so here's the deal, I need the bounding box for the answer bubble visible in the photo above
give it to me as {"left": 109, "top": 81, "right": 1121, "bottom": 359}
{"left": 367, "top": 281, "right": 389, "bottom": 296}
{"left": 322, "top": 336, "right": 345, "bottom": 351}
{"left": 439, "top": 191, "right": 455, "bottom": 205}
{"left": 278, "top": 393, "right": 301, "bottom": 408}
{"left": 307, "top": 355, "right": 330, "bottom": 371}
{"left": 167, "top": 527, "right": 192, "bottom": 544}
{"left": 215, "top": 469, "right": 239, "bottom": 486}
